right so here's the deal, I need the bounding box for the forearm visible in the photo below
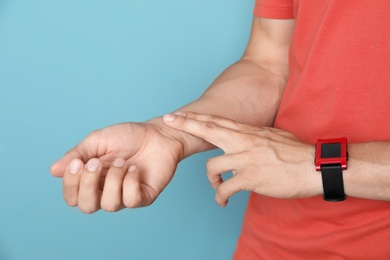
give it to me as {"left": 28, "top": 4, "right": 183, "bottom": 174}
{"left": 344, "top": 141, "right": 390, "bottom": 200}
{"left": 304, "top": 141, "right": 390, "bottom": 201}
{"left": 149, "top": 58, "right": 287, "bottom": 157}
{"left": 179, "top": 58, "right": 286, "bottom": 127}
{"left": 148, "top": 17, "right": 294, "bottom": 158}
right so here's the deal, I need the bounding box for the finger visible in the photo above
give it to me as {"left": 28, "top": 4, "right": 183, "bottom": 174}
{"left": 122, "top": 166, "right": 155, "bottom": 208}
{"left": 206, "top": 154, "right": 243, "bottom": 190}
{"left": 50, "top": 132, "right": 100, "bottom": 178}
{"left": 181, "top": 112, "right": 295, "bottom": 139}
{"left": 182, "top": 112, "right": 254, "bottom": 132}
{"left": 78, "top": 158, "right": 102, "bottom": 214}
{"left": 100, "top": 158, "right": 127, "bottom": 212}
{"left": 62, "top": 159, "right": 84, "bottom": 207}
{"left": 163, "top": 114, "right": 240, "bottom": 152}
{"left": 215, "top": 175, "right": 245, "bottom": 207}
{"left": 51, "top": 149, "right": 83, "bottom": 178}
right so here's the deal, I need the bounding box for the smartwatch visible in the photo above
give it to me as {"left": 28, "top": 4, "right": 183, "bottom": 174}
{"left": 315, "top": 137, "right": 348, "bottom": 202}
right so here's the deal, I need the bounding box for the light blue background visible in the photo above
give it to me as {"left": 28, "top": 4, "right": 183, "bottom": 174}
{"left": 0, "top": 0, "right": 253, "bottom": 259}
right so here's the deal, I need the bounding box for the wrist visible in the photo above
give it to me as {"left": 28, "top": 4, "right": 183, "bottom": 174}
{"left": 303, "top": 144, "right": 323, "bottom": 198}
{"left": 315, "top": 137, "right": 348, "bottom": 201}
{"left": 147, "top": 116, "right": 213, "bottom": 159}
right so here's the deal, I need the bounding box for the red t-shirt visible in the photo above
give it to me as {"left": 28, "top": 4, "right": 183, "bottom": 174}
{"left": 234, "top": 0, "right": 390, "bottom": 259}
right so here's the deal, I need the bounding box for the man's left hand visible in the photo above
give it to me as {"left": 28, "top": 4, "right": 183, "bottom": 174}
{"left": 163, "top": 112, "right": 322, "bottom": 207}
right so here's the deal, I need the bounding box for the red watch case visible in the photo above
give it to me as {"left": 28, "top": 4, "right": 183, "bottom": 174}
{"left": 315, "top": 137, "right": 348, "bottom": 171}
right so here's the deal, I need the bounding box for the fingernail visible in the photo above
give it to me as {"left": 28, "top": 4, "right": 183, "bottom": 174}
{"left": 174, "top": 111, "right": 186, "bottom": 116}
{"left": 128, "top": 165, "right": 137, "bottom": 173}
{"left": 112, "top": 158, "right": 125, "bottom": 168}
{"left": 69, "top": 160, "right": 82, "bottom": 175}
{"left": 163, "top": 114, "right": 176, "bottom": 122}
{"left": 86, "top": 158, "right": 100, "bottom": 172}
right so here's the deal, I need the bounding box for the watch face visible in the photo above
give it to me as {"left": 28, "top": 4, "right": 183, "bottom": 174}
{"left": 315, "top": 137, "right": 348, "bottom": 170}
{"left": 321, "top": 143, "right": 341, "bottom": 158}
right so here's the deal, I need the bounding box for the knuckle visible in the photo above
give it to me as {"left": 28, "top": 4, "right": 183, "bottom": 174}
{"left": 210, "top": 114, "right": 233, "bottom": 126}
{"left": 63, "top": 175, "right": 78, "bottom": 187}
{"left": 179, "top": 116, "right": 190, "bottom": 127}
{"left": 82, "top": 130, "right": 100, "bottom": 146}
{"left": 259, "top": 128, "right": 274, "bottom": 143}
{"left": 242, "top": 133, "right": 258, "bottom": 144}
{"left": 205, "top": 121, "right": 216, "bottom": 130}
{"left": 206, "top": 158, "right": 216, "bottom": 173}
{"left": 210, "top": 114, "right": 221, "bottom": 122}
{"left": 87, "top": 129, "right": 100, "bottom": 139}
{"left": 62, "top": 181, "right": 75, "bottom": 190}
{"left": 215, "top": 188, "right": 227, "bottom": 201}
{"left": 81, "top": 175, "right": 98, "bottom": 189}
{"left": 244, "top": 132, "right": 269, "bottom": 147}
{"left": 186, "top": 111, "right": 196, "bottom": 118}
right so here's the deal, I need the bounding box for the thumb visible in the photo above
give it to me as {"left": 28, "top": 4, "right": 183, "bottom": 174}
{"left": 50, "top": 135, "right": 99, "bottom": 177}
{"left": 50, "top": 133, "right": 99, "bottom": 177}
{"left": 50, "top": 149, "right": 83, "bottom": 178}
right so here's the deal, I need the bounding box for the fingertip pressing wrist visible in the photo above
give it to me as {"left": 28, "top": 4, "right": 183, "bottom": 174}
{"left": 146, "top": 116, "right": 191, "bottom": 159}
{"left": 148, "top": 116, "right": 208, "bottom": 158}
{"left": 162, "top": 112, "right": 187, "bottom": 123}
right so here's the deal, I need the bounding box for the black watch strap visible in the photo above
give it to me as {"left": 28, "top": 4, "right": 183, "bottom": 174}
{"left": 321, "top": 164, "right": 346, "bottom": 202}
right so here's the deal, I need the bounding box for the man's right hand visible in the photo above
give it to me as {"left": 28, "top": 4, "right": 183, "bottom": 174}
{"left": 50, "top": 119, "right": 186, "bottom": 213}
{"left": 50, "top": 16, "right": 295, "bottom": 214}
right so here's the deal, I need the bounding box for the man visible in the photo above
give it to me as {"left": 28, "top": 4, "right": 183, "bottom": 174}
{"left": 51, "top": 0, "right": 390, "bottom": 258}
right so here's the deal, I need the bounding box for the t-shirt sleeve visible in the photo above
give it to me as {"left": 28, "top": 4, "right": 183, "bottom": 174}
{"left": 253, "top": 0, "right": 294, "bottom": 19}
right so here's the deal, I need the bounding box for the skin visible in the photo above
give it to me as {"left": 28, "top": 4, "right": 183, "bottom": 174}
{"left": 51, "top": 16, "right": 390, "bottom": 213}
{"left": 163, "top": 112, "right": 321, "bottom": 207}
{"left": 51, "top": 17, "right": 295, "bottom": 213}
{"left": 55, "top": 122, "right": 185, "bottom": 213}
{"left": 163, "top": 112, "right": 390, "bottom": 206}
